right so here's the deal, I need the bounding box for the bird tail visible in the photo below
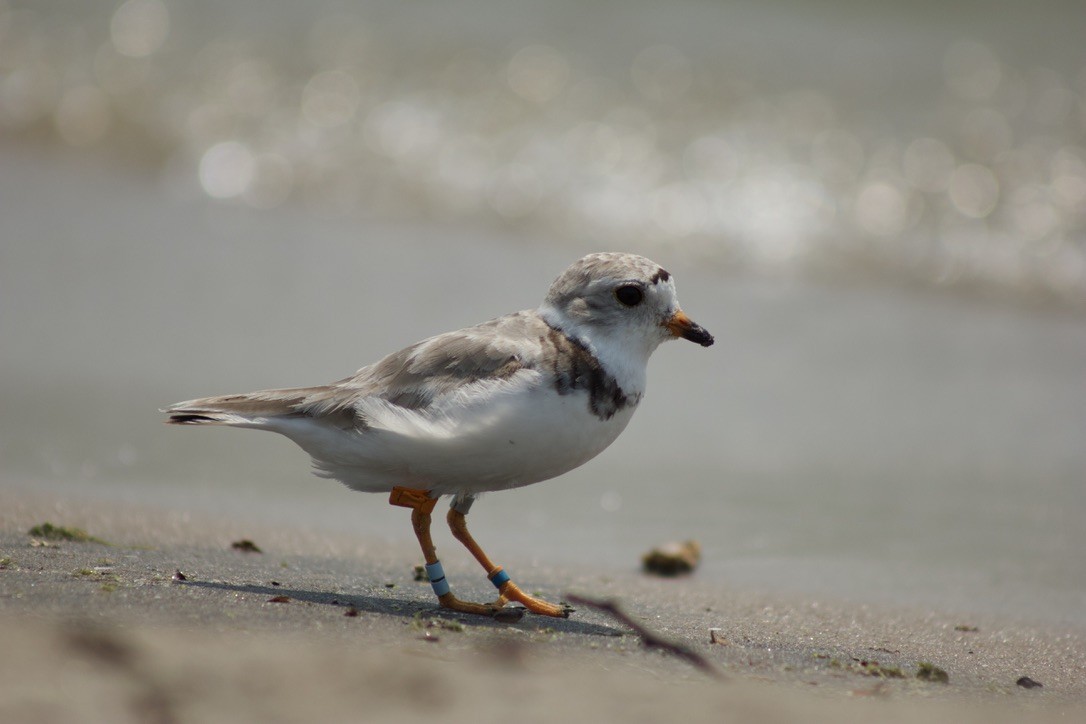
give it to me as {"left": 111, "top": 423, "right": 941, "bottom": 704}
{"left": 162, "top": 388, "right": 323, "bottom": 428}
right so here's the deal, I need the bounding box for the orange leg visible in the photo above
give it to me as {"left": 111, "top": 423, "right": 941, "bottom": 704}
{"left": 447, "top": 506, "right": 572, "bottom": 618}
{"left": 389, "top": 487, "right": 503, "bottom": 618}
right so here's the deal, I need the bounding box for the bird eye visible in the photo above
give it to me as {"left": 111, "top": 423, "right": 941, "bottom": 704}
{"left": 614, "top": 285, "right": 643, "bottom": 307}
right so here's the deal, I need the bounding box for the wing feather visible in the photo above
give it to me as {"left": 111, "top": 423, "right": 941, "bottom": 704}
{"left": 300, "top": 310, "right": 547, "bottom": 415}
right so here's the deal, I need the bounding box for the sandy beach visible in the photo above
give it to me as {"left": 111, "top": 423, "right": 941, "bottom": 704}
{"left": 2, "top": 487, "right": 1083, "bottom": 723}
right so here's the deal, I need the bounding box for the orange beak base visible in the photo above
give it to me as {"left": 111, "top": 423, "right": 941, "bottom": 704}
{"left": 666, "top": 310, "right": 714, "bottom": 347}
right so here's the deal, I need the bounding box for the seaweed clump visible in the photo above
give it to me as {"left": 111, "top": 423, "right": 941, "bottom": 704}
{"left": 916, "top": 661, "right": 950, "bottom": 683}
{"left": 28, "top": 522, "right": 107, "bottom": 545}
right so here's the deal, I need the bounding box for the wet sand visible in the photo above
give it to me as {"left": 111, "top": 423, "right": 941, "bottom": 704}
{"left": 2, "top": 487, "right": 1082, "bottom": 723}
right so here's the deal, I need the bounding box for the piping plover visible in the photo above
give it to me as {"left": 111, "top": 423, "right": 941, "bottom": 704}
{"left": 165, "top": 252, "right": 713, "bottom": 619}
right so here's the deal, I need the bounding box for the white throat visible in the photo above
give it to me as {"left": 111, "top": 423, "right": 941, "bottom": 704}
{"left": 537, "top": 303, "right": 654, "bottom": 398}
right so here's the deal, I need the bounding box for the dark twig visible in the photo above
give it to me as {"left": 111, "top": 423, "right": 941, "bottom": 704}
{"left": 565, "top": 593, "right": 724, "bottom": 680}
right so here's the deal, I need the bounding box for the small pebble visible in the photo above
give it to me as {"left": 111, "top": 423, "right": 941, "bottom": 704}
{"left": 641, "top": 540, "right": 701, "bottom": 576}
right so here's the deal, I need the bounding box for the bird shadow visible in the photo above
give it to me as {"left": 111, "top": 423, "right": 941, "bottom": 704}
{"left": 177, "top": 579, "right": 627, "bottom": 637}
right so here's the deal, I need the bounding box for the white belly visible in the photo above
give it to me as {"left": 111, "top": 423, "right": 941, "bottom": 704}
{"left": 274, "top": 369, "right": 639, "bottom": 496}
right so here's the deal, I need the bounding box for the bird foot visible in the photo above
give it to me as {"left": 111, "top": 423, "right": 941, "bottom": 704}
{"left": 434, "top": 590, "right": 567, "bottom": 620}
{"left": 435, "top": 593, "right": 505, "bottom": 618}
{"left": 432, "top": 595, "right": 525, "bottom": 622}
{"left": 498, "top": 581, "right": 572, "bottom": 618}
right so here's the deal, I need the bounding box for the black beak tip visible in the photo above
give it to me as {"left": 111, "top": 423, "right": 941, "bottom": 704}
{"left": 685, "top": 327, "right": 714, "bottom": 347}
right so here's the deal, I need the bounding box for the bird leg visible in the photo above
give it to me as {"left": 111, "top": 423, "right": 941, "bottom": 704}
{"left": 446, "top": 505, "right": 572, "bottom": 618}
{"left": 388, "top": 486, "right": 503, "bottom": 617}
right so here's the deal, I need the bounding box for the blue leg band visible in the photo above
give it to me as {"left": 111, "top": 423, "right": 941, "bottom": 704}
{"left": 489, "top": 568, "right": 511, "bottom": 589}
{"left": 425, "top": 560, "right": 450, "bottom": 597}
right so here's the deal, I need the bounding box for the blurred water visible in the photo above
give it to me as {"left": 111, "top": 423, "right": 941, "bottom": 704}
{"left": 2, "top": 1, "right": 1085, "bottom": 623}
{"left": 2, "top": 0, "right": 1085, "bottom": 304}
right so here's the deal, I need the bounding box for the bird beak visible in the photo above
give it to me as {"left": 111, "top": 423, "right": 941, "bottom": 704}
{"left": 665, "top": 310, "right": 714, "bottom": 347}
